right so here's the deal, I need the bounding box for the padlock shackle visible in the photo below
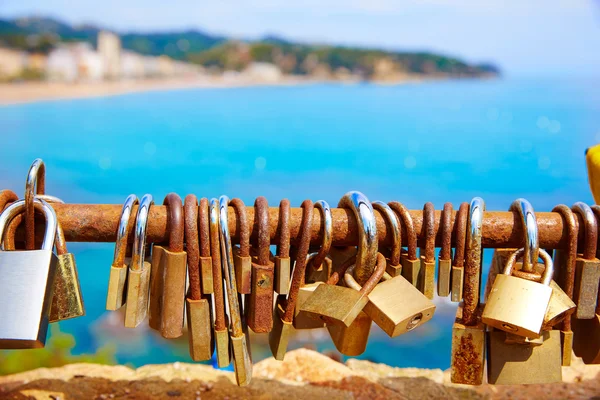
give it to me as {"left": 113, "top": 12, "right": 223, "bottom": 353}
{"left": 462, "top": 197, "right": 485, "bottom": 325}
{"left": 389, "top": 201, "right": 417, "bottom": 260}
{"left": 230, "top": 198, "right": 250, "bottom": 257}
{"left": 422, "top": 202, "right": 436, "bottom": 262}
{"left": 452, "top": 202, "right": 469, "bottom": 268}
{"left": 209, "top": 197, "right": 227, "bottom": 331}
{"left": 343, "top": 252, "right": 386, "bottom": 294}
{"left": 509, "top": 198, "right": 539, "bottom": 273}
{"left": 373, "top": 201, "right": 400, "bottom": 266}
{"left": 276, "top": 199, "right": 290, "bottom": 258}
{"left": 439, "top": 203, "right": 453, "bottom": 261}
{"left": 254, "top": 196, "right": 270, "bottom": 266}
{"left": 0, "top": 198, "right": 56, "bottom": 251}
{"left": 505, "top": 247, "right": 554, "bottom": 286}
{"left": 130, "top": 194, "right": 153, "bottom": 271}
{"left": 184, "top": 194, "right": 201, "bottom": 301}
{"left": 339, "top": 191, "right": 378, "bottom": 285}
{"left": 163, "top": 193, "right": 184, "bottom": 253}
{"left": 310, "top": 200, "right": 333, "bottom": 270}
{"left": 198, "top": 197, "right": 210, "bottom": 258}
{"left": 112, "top": 195, "right": 138, "bottom": 267}
{"left": 571, "top": 202, "right": 598, "bottom": 259}
{"left": 24, "top": 158, "right": 46, "bottom": 251}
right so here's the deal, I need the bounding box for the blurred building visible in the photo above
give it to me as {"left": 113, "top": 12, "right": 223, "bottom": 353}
{"left": 98, "top": 31, "right": 121, "bottom": 80}
{"left": 47, "top": 43, "right": 104, "bottom": 82}
{"left": 0, "top": 48, "right": 27, "bottom": 79}
{"left": 243, "top": 62, "right": 282, "bottom": 82}
{"left": 121, "top": 51, "right": 145, "bottom": 79}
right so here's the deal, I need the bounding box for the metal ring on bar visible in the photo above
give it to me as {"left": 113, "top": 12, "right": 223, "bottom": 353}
{"left": 130, "top": 194, "right": 153, "bottom": 271}
{"left": 0, "top": 198, "right": 57, "bottom": 251}
{"left": 509, "top": 198, "right": 539, "bottom": 272}
{"left": 310, "top": 200, "right": 332, "bottom": 269}
{"left": 372, "top": 201, "right": 400, "bottom": 266}
{"left": 338, "top": 191, "right": 377, "bottom": 285}
{"left": 462, "top": 197, "right": 485, "bottom": 326}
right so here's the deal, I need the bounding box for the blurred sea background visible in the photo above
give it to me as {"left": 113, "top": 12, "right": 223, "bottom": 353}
{"left": 0, "top": 75, "right": 598, "bottom": 369}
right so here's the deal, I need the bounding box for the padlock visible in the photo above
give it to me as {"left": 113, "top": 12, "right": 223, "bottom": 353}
{"left": 483, "top": 249, "right": 514, "bottom": 302}
{"left": 344, "top": 256, "right": 435, "bottom": 338}
{"left": 389, "top": 202, "right": 420, "bottom": 286}
{"left": 437, "top": 203, "right": 453, "bottom": 297}
{"left": 230, "top": 198, "right": 251, "bottom": 294}
{"left": 149, "top": 193, "right": 187, "bottom": 338}
{"left": 246, "top": 196, "right": 274, "bottom": 333}
{"left": 571, "top": 202, "right": 600, "bottom": 319}
{"left": 106, "top": 195, "right": 137, "bottom": 310}
{"left": 451, "top": 202, "right": 468, "bottom": 302}
{"left": 270, "top": 199, "right": 312, "bottom": 359}
{"left": 482, "top": 247, "right": 554, "bottom": 338}
{"left": 0, "top": 198, "right": 57, "bottom": 348}
{"left": 218, "top": 195, "right": 251, "bottom": 386}
{"left": 3, "top": 197, "right": 84, "bottom": 323}
{"left": 184, "top": 194, "right": 213, "bottom": 361}
{"left": 209, "top": 197, "right": 230, "bottom": 367}
{"left": 372, "top": 201, "right": 402, "bottom": 277}
{"left": 274, "top": 199, "right": 291, "bottom": 294}
{"left": 418, "top": 202, "right": 435, "bottom": 299}
{"left": 451, "top": 197, "right": 485, "bottom": 385}
{"left": 487, "top": 329, "right": 562, "bottom": 384}
{"left": 124, "top": 194, "right": 153, "bottom": 328}
{"left": 198, "top": 197, "right": 213, "bottom": 295}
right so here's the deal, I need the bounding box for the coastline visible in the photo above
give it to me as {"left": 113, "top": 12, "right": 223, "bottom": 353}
{"left": 0, "top": 74, "right": 439, "bottom": 106}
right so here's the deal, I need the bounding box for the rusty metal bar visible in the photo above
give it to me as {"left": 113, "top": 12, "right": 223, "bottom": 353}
{"left": 13, "top": 203, "right": 579, "bottom": 250}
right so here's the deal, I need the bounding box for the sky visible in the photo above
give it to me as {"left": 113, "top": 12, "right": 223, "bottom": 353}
{"left": 1, "top": 0, "right": 600, "bottom": 76}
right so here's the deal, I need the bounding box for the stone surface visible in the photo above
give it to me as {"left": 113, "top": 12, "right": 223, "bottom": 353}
{"left": 1, "top": 349, "right": 599, "bottom": 399}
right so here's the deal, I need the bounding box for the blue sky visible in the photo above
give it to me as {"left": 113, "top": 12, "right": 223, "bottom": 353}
{"left": 2, "top": 0, "right": 599, "bottom": 76}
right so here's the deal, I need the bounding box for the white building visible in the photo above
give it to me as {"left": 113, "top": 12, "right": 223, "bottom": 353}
{"left": 0, "top": 48, "right": 27, "bottom": 79}
{"left": 243, "top": 62, "right": 282, "bottom": 82}
{"left": 98, "top": 31, "right": 121, "bottom": 80}
{"left": 46, "top": 43, "right": 104, "bottom": 82}
{"left": 121, "top": 51, "right": 145, "bottom": 79}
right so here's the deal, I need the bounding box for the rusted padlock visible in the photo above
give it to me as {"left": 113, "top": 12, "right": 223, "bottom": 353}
{"left": 198, "top": 198, "right": 213, "bottom": 294}
{"left": 418, "top": 202, "right": 435, "bottom": 299}
{"left": 270, "top": 200, "right": 313, "bottom": 360}
{"left": 451, "top": 202, "right": 468, "bottom": 302}
{"left": 246, "top": 196, "right": 274, "bottom": 333}
{"left": 450, "top": 197, "right": 485, "bottom": 385}
{"left": 389, "top": 202, "right": 420, "bottom": 286}
{"left": 149, "top": 193, "right": 187, "bottom": 338}
{"left": 372, "top": 201, "right": 401, "bottom": 277}
{"left": 230, "top": 198, "right": 252, "bottom": 294}
{"left": 184, "top": 195, "right": 213, "bottom": 361}
{"left": 209, "top": 198, "right": 230, "bottom": 367}
{"left": 274, "top": 199, "right": 291, "bottom": 294}
{"left": 571, "top": 202, "right": 600, "bottom": 319}
{"left": 437, "top": 203, "right": 453, "bottom": 297}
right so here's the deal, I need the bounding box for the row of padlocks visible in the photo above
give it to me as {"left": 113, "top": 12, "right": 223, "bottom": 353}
{"left": 0, "top": 159, "right": 599, "bottom": 386}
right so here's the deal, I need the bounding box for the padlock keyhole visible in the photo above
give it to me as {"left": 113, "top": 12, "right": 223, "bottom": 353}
{"left": 407, "top": 313, "right": 423, "bottom": 331}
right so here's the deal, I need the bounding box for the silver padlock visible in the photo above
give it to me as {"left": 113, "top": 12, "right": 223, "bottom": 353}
{"left": 0, "top": 198, "right": 58, "bottom": 349}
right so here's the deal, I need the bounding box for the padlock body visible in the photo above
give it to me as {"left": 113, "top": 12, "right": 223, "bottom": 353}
{"left": 159, "top": 248, "right": 187, "bottom": 338}
{"left": 294, "top": 282, "right": 325, "bottom": 329}
{"left": 573, "top": 257, "right": 600, "bottom": 319}
{"left": 124, "top": 261, "right": 151, "bottom": 328}
{"left": 269, "top": 302, "right": 293, "bottom": 360}
{"left": 327, "top": 310, "right": 371, "bottom": 356}
{"left": 0, "top": 250, "right": 57, "bottom": 348}
{"left": 482, "top": 274, "right": 551, "bottom": 338}
{"left": 247, "top": 257, "right": 274, "bottom": 333}
{"left": 305, "top": 257, "right": 332, "bottom": 285}
{"left": 401, "top": 255, "right": 420, "bottom": 286}
{"left": 233, "top": 246, "right": 251, "bottom": 294}
{"left": 274, "top": 256, "right": 290, "bottom": 294}
{"left": 561, "top": 330, "right": 573, "bottom": 366}
{"left": 231, "top": 333, "right": 252, "bottom": 386}
{"left": 451, "top": 265, "right": 464, "bottom": 302}
{"left": 418, "top": 256, "right": 435, "bottom": 299}
{"left": 572, "top": 313, "right": 600, "bottom": 364}
{"left": 299, "top": 284, "right": 368, "bottom": 327}
{"left": 364, "top": 275, "right": 436, "bottom": 337}
{"left": 450, "top": 303, "right": 485, "bottom": 385}
{"left": 106, "top": 261, "right": 129, "bottom": 311}
{"left": 214, "top": 327, "right": 231, "bottom": 368}
{"left": 543, "top": 280, "right": 575, "bottom": 330}
{"left": 148, "top": 245, "right": 166, "bottom": 330}
{"left": 199, "top": 256, "right": 213, "bottom": 294}
{"left": 49, "top": 253, "right": 85, "bottom": 322}
{"left": 437, "top": 258, "right": 452, "bottom": 297}
{"left": 487, "top": 330, "right": 562, "bottom": 384}
{"left": 186, "top": 297, "right": 213, "bottom": 361}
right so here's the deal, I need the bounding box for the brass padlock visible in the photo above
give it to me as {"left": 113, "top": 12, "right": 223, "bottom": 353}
{"left": 230, "top": 198, "right": 251, "bottom": 294}
{"left": 571, "top": 202, "right": 600, "bottom": 319}
{"left": 124, "top": 194, "right": 153, "bottom": 328}
{"left": 418, "top": 202, "right": 435, "bottom": 299}
{"left": 0, "top": 198, "right": 58, "bottom": 348}
{"left": 270, "top": 199, "right": 313, "bottom": 360}
{"left": 344, "top": 256, "right": 435, "bottom": 337}
{"left": 451, "top": 197, "right": 485, "bottom": 385}
{"left": 482, "top": 247, "right": 554, "bottom": 338}
{"left": 149, "top": 193, "right": 187, "bottom": 338}
{"left": 246, "top": 196, "right": 274, "bottom": 333}
{"left": 437, "top": 203, "right": 453, "bottom": 297}
{"left": 389, "top": 201, "right": 420, "bottom": 286}
{"left": 487, "top": 329, "right": 562, "bottom": 384}
{"left": 198, "top": 197, "right": 213, "bottom": 295}
{"left": 106, "top": 195, "right": 137, "bottom": 311}
{"left": 274, "top": 199, "right": 291, "bottom": 294}
{"left": 184, "top": 194, "right": 213, "bottom": 361}
{"left": 372, "top": 201, "right": 401, "bottom": 277}
{"left": 326, "top": 252, "right": 386, "bottom": 356}
{"left": 209, "top": 197, "right": 230, "bottom": 367}
{"left": 451, "top": 202, "right": 468, "bottom": 302}
{"left": 218, "top": 195, "right": 251, "bottom": 386}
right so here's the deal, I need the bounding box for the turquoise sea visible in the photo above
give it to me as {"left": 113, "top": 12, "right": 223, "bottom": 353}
{"left": 0, "top": 77, "right": 598, "bottom": 370}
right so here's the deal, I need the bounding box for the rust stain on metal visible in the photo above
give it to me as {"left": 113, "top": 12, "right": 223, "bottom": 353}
{"left": 453, "top": 333, "right": 484, "bottom": 384}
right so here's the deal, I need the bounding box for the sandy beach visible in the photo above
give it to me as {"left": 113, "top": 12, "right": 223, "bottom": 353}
{"left": 0, "top": 76, "right": 322, "bottom": 106}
